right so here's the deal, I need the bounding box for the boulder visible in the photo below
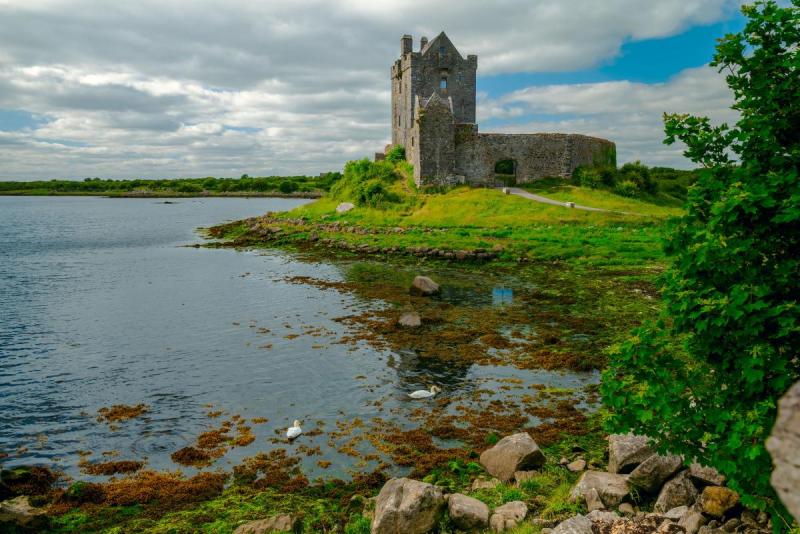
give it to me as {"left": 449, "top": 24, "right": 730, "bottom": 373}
{"left": 552, "top": 514, "right": 593, "bottom": 534}
{"left": 663, "top": 505, "right": 688, "bottom": 521}
{"left": 593, "top": 516, "right": 684, "bottom": 534}
{"left": 766, "top": 380, "right": 800, "bottom": 522}
{"left": 587, "top": 510, "right": 620, "bottom": 524}
{"left": 398, "top": 312, "right": 421, "bottom": 328}
{"left": 688, "top": 463, "right": 726, "bottom": 487}
{"left": 409, "top": 276, "right": 440, "bottom": 296}
{"left": 336, "top": 202, "right": 355, "bottom": 213}
{"left": 608, "top": 434, "right": 653, "bottom": 474}
{"left": 584, "top": 488, "right": 605, "bottom": 511}
{"left": 618, "top": 503, "right": 635, "bottom": 516}
{"left": 489, "top": 501, "right": 528, "bottom": 532}
{"left": 628, "top": 454, "right": 683, "bottom": 493}
{"left": 479, "top": 433, "right": 546, "bottom": 482}
{"left": 0, "top": 496, "right": 49, "bottom": 531}
{"left": 654, "top": 471, "right": 698, "bottom": 513}
{"left": 678, "top": 511, "right": 708, "bottom": 534}
{"left": 567, "top": 458, "right": 587, "bottom": 472}
{"left": 570, "top": 471, "right": 630, "bottom": 507}
{"left": 371, "top": 478, "right": 445, "bottom": 534}
{"left": 447, "top": 493, "right": 489, "bottom": 531}
{"left": 471, "top": 477, "right": 500, "bottom": 491}
{"left": 699, "top": 486, "right": 739, "bottom": 518}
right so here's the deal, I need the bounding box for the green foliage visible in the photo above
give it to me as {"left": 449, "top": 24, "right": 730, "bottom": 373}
{"left": 602, "top": 0, "right": 800, "bottom": 519}
{"left": 279, "top": 180, "right": 299, "bottom": 194}
{"left": 485, "top": 432, "right": 500, "bottom": 445}
{"left": 330, "top": 159, "right": 401, "bottom": 207}
{"left": 344, "top": 515, "right": 371, "bottom": 534}
{"left": 385, "top": 145, "right": 406, "bottom": 164}
{"left": 618, "top": 161, "right": 656, "bottom": 194}
{"left": 613, "top": 180, "right": 639, "bottom": 198}
{"left": 0, "top": 173, "right": 334, "bottom": 195}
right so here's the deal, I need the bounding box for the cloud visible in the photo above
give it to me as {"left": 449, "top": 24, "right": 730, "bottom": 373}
{"left": 0, "top": 0, "right": 742, "bottom": 179}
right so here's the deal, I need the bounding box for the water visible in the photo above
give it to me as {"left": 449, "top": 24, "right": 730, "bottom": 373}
{"left": 0, "top": 196, "right": 598, "bottom": 480}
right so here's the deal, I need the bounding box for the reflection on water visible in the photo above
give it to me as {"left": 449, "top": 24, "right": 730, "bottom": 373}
{"left": 492, "top": 287, "right": 514, "bottom": 306}
{"left": 0, "top": 196, "right": 598, "bottom": 481}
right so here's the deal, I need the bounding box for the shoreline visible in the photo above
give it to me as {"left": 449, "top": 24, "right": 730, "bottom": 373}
{"left": 0, "top": 191, "right": 323, "bottom": 199}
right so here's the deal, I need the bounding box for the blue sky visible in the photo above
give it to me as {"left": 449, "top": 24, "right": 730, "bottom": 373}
{"left": 0, "top": 0, "right": 744, "bottom": 180}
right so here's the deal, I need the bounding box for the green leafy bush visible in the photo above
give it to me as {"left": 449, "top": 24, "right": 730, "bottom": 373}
{"left": 602, "top": 0, "right": 800, "bottom": 520}
{"left": 613, "top": 180, "right": 638, "bottom": 197}
{"left": 618, "top": 161, "right": 656, "bottom": 194}
{"left": 386, "top": 145, "right": 406, "bottom": 164}
{"left": 330, "top": 159, "right": 401, "bottom": 207}
{"left": 278, "top": 180, "right": 299, "bottom": 194}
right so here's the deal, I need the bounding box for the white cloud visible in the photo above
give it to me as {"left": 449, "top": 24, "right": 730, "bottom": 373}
{"left": 0, "top": 0, "right": 742, "bottom": 179}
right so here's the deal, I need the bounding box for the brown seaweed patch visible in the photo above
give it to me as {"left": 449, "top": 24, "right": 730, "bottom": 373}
{"left": 234, "top": 449, "right": 308, "bottom": 492}
{"left": 96, "top": 404, "right": 149, "bottom": 423}
{"left": 102, "top": 471, "right": 227, "bottom": 508}
{"left": 170, "top": 446, "right": 215, "bottom": 467}
{"left": 80, "top": 460, "right": 144, "bottom": 476}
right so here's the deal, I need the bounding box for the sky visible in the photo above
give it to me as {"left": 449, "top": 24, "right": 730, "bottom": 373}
{"left": 0, "top": 0, "right": 746, "bottom": 181}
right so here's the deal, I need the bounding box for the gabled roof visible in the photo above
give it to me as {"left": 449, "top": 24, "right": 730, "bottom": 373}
{"left": 420, "top": 92, "right": 453, "bottom": 112}
{"left": 420, "top": 31, "right": 464, "bottom": 61}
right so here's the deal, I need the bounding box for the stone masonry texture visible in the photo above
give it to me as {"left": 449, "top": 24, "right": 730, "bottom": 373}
{"left": 388, "top": 32, "right": 616, "bottom": 186}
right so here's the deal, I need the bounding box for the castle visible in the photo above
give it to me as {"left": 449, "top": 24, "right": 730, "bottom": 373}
{"left": 381, "top": 32, "right": 616, "bottom": 186}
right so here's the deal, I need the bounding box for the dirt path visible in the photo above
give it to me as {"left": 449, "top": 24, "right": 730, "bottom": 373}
{"left": 502, "top": 187, "right": 610, "bottom": 212}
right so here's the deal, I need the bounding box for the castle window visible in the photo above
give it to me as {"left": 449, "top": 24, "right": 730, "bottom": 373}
{"left": 440, "top": 77, "right": 447, "bottom": 90}
{"left": 411, "top": 136, "right": 414, "bottom": 147}
{"left": 439, "top": 46, "right": 445, "bottom": 56}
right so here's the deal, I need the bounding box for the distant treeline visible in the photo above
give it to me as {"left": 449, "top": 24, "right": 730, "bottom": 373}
{"left": 0, "top": 172, "right": 344, "bottom": 196}
{"left": 572, "top": 162, "right": 699, "bottom": 200}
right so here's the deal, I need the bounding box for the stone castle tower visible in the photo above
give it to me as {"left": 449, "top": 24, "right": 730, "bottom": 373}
{"left": 385, "top": 32, "right": 616, "bottom": 186}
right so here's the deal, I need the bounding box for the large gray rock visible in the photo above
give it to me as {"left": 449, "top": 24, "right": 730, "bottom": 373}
{"left": 398, "top": 312, "right": 421, "bottom": 327}
{"left": 447, "top": 493, "right": 489, "bottom": 531}
{"left": 336, "top": 202, "right": 355, "bottom": 213}
{"left": 678, "top": 510, "right": 708, "bottom": 534}
{"left": 552, "top": 514, "right": 593, "bottom": 534}
{"left": 654, "top": 471, "right": 699, "bottom": 513}
{"left": 371, "top": 478, "right": 445, "bottom": 534}
{"left": 584, "top": 488, "right": 604, "bottom": 511}
{"left": 570, "top": 471, "right": 630, "bottom": 507}
{"left": 489, "top": 501, "right": 528, "bottom": 532}
{"left": 586, "top": 510, "right": 619, "bottom": 524}
{"left": 410, "top": 276, "right": 440, "bottom": 296}
{"left": 479, "top": 433, "right": 546, "bottom": 482}
{"left": 766, "top": 380, "right": 800, "bottom": 522}
{"left": 628, "top": 454, "right": 683, "bottom": 493}
{"left": 0, "top": 496, "right": 49, "bottom": 531}
{"left": 688, "top": 463, "right": 726, "bottom": 487}
{"left": 608, "top": 434, "right": 653, "bottom": 474}
{"left": 234, "top": 514, "right": 299, "bottom": 533}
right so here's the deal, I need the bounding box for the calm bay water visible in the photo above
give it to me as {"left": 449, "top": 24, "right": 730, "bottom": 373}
{"left": 0, "top": 196, "right": 597, "bottom": 480}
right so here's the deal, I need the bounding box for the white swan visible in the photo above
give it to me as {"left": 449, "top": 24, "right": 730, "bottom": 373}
{"left": 408, "top": 385, "right": 441, "bottom": 399}
{"left": 286, "top": 420, "right": 302, "bottom": 440}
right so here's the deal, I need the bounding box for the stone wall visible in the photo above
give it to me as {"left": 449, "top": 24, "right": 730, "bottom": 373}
{"left": 413, "top": 94, "right": 455, "bottom": 183}
{"left": 452, "top": 131, "right": 615, "bottom": 185}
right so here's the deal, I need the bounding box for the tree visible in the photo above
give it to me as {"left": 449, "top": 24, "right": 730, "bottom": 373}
{"left": 601, "top": 0, "right": 799, "bottom": 521}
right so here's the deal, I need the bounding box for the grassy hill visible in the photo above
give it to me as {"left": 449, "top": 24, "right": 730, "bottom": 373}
{"left": 211, "top": 159, "right": 685, "bottom": 268}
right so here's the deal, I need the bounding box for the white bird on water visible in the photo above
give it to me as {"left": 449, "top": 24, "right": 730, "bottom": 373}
{"left": 408, "top": 385, "right": 441, "bottom": 399}
{"left": 286, "top": 420, "right": 302, "bottom": 440}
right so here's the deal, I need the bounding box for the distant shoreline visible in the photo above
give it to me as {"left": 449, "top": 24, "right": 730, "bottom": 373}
{"left": 0, "top": 190, "right": 323, "bottom": 199}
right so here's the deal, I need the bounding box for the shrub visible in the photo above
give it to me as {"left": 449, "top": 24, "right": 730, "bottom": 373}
{"left": 278, "top": 180, "right": 299, "bottom": 194}
{"left": 576, "top": 167, "right": 602, "bottom": 188}
{"left": 602, "top": 0, "right": 800, "bottom": 518}
{"left": 386, "top": 145, "right": 406, "bottom": 164}
{"left": 330, "top": 159, "right": 400, "bottom": 206}
{"left": 353, "top": 179, "right": 399, "bottom": 207}
{"left": 176, "top": 182, "right": 203, "bottom": 193}
{"left": 613, "top": 180, "right": 638, "bottom": 197}
{"left": 618, "top": 161, "right": 656, "bottom": 194}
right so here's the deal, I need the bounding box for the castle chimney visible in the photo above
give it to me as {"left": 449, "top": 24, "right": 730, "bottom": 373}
{"left": 420, "top": 36, "right": 428, "bottom": 50}
{"left": 401, "top": 34, "right": 412, "bottom": 55}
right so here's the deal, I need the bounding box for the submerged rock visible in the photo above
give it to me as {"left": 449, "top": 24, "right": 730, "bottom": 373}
{"left": 0, "top": 496, "right": 49, "bottom": 531}
{"left": 489, "top": 500, "right": 527, "bottom": 532}
{"left": 409, "top": 276, "right": 440, "bottom": 296}
{"left": 371, "top": 478, "right": 445, "bottom": 534}
{"left": 479, "top": 433, "right": 546, "bottom": 482}
{"left": 447, "top": 493, "right": 489, "bottom": 531}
